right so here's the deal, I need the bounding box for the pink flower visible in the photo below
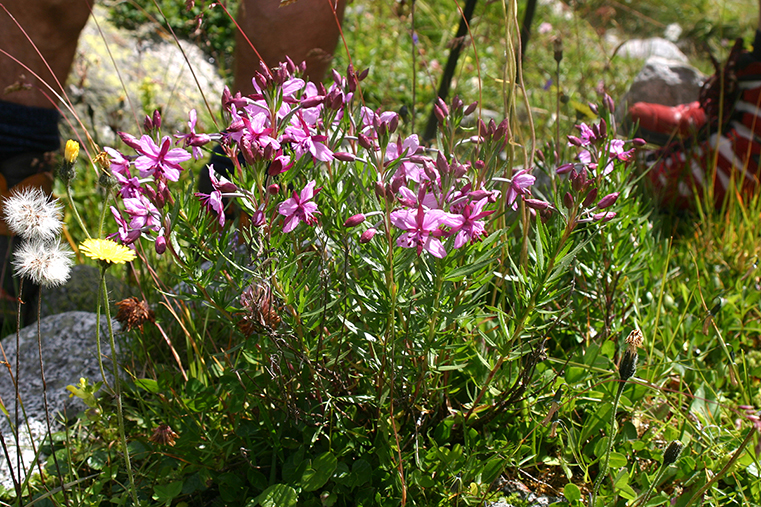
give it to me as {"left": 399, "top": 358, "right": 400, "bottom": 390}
{"left": 451, "top": 198, "right": 494, "bottom": 248}
{"left": 134, "top": 135, "right": 191, "bottom": 181}
{"left": 175, "top": 109, "right": 211, "bottom": 160}
{"left": 390, "top": 205, "right": 463, "bottom": 258}
{"left": 105, "top": 147, "right": 132, "bottom": 177}
{"left": 278, "top": 180, "right": 321, "bottom": 233}
{"left": 505, "top": 170, "right": 536, "bottom": 210}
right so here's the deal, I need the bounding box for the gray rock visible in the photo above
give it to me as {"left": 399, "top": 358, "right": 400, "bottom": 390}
{"left": 615, "top": 56, "right": 705, "bottom": 131}
{"left": 0, "top": 311, "right": 122, "bottom": 489}
{"left": 39, "top": 264, "right": 134, "bottom": 319}
{"left": 616, "top": 37, "right": 689, "bottom": 62}
{"left": 63, "top": 5, "right": 224, "bottom": 147}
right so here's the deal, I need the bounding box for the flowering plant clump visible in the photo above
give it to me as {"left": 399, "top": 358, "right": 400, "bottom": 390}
{"left": 52, "top": 58, "right": 659, "bottom": 507}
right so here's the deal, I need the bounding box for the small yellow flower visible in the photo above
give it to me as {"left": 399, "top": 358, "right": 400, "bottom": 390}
{"left": 80, "top": 238, "right": 136, "bottom": 264}
{"left": 65, "top": 139, "right": 80, "bottom": 164}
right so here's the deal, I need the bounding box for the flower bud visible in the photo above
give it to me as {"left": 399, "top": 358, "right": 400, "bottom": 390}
{"left": 360, "top": 228, "right": 377, "bottom": 244}
{"left": 358, "top": 133, "right": 374, "bottom": 151}
{"left": 464, "top": 101, "right": 478, "bottom": 116}
{"left": 588, "top": 102, "right": 599, "bottom": 115}
{"left": 333, "top": 151, "right": 356, "bottom": 162}
{"left": 434, "top": 103, "right": 447, "bottom": 123}
{"left": 663, "top": 441, "right": 683, "bottom": 466}
{"left": 524, "top": 198, "right": 551, "bottom": 211}
{"left": 596, "top": 191, "right": 620, "bottom": 209}
{"left": 152, "top": 109, "right": 162, "bottom": 130}
{"left": 563, "top": 192, "right": 574, "bottom": 209}
{"left": 301, "top": 95, "right": 325, "bottom": 108}
{"left": 556, "top": 163, "right": 574, "bottom": 175}
{"left": 631, "top": 138, "right": 647, "bottom": 147}
{"left": 593, "top": 211, "right": 616, "bottom": 222}
{"left": 118, "top": 132, "right": 142, "bottom": 150}
{"left": 344, "top": 214, "right": 366, "bottom": 228}
{"left": 267, "top": 184, "right": 280, "bottom": 195}
{"left": 619, "top": 348, "right": 637, "bottom": 381}
{"left": 374, "top": 181, "right": 386, "bottom": 200}
{"left": 155, "top": 234, "right": 167, "bottom": 255}
{"left": 143, "top": 114, "right": 154, "bottom": 132}
{"left": 582, "top": 187, "right": 598, "bottom": 208}
{"left": 553, "top": 36, "right": 563, "bottom": 63}
{"left": 98, "top": 167, "right": 117, "bottom": 190}
{"left": 603, "top": 93, "right": 615, "bottom": 113}
{"left": 451, "top": 95, "right": 463, "bottom": 113}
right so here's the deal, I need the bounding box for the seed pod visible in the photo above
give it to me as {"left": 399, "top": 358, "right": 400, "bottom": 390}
{"left": 663, "top": 441, "right": 683, "bottom": 465}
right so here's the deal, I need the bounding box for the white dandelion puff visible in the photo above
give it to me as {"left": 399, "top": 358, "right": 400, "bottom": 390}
{"left": 13, "top": 239, "right": 74, "bottom": 287}
{"left": 2, "top": 187, "right": 63, "bottom": 241}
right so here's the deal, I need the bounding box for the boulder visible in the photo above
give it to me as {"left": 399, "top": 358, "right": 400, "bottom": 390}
{"left": 616, "top": 56, "right": 705, "bottom": 132}
{"left": 0, "top": 311, "right": 121, "bottom": 489}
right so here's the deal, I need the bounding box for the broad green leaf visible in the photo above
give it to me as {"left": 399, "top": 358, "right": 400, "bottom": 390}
{"left": 564, "top": 483, "right": 581, "bottom": 502}
{"left": 300, "top": 452, "right": 338, "bottom": 491}
{"left": 256, "top": 484, "right": 298, "bottom": 507}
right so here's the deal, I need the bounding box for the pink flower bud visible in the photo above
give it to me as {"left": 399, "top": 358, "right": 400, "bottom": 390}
{"left": 358, "top": 133, "right": 374, "bottom": 151}
{"left": 451, "top": 95, "right": 463, "bottom": 112}
{"left": 267, "top": 184, "right": 280, "bottom": 195}
{"left": 567, "top": 135, "right": 583, "bottom": 147}
{"left": 563, "top": 192, "right": 574, "bottom": 209}
{"left": 556, "top": 163, "right": 574, "bottom": 175}
{"left": 152, "top": 109, "right": 162, "bottom": 130}
{"left": 374, "top": 181, "right": 386, "bottom": 200}
{"left": 464, "top": 101, "right": 478, "bottom": 116}
{"left": 360, "top": 228, "right": 377, "bottom": 243}
{"left": 603, "top": 93, "right": 615, "bottom": 112}
{"left": 524, "top": 198, "right": 551, "bottom": 210}
{"left": 593, "top": 211, "right": 616, "bottom": 222}
{"left": 301, "top": 95, "right": 325, "bottom": 108}
{"left": 143, "top": 114, "right": 154, "bottom": 132}
{"left": 583, "top": 187, "right": 598, "bottom": 208}
{"left": 333, "top": 151, "right": 356, "bottom": 162}
{"left": 155, "top": 235, "right": 167, "bottom": 254}
{"left": 631, "top": 138, "right": 647, "bottom": 147}
{"left": 596, "top": 191, "right": 620, "bottom": 209}
{"left": 118, "top": 132, "right": 142, "bottom": 150}
{"left": 344, "top": 214, "right": 366, "bottom": 228}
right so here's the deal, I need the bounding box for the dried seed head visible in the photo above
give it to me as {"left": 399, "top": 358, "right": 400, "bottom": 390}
{"left": 149, "top": 424, "right": 179, "bottom": 446}
{"left": 663, "top": 441, "right": 683, "bottom": 465}
{"left": 625, "top": 329, "right": 644, "bottom": 353}
{"left": 239, "top": 283, "right": 281, "bottom": 335}
{"left": 115, "top": 297, "right": 155, "bottom": 332}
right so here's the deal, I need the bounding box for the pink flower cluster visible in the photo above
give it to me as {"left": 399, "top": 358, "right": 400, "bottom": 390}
{"left": 104, "top": 59, "right": 551, "bottom": 259}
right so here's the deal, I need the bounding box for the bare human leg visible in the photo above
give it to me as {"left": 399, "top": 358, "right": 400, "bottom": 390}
{"left": 233, "top": 0, "right": 346, "bottom": 93}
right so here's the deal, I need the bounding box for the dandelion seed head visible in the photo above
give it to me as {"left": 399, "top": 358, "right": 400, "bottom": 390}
{"left": 13, "top": 239, "right": 74, "bottom": 287}
{"left": 2, "top": 187, "right": 63, "bottom": 241}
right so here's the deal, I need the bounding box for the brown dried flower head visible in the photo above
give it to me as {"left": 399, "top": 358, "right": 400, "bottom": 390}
{"left": 238, "top": 283, "right": 281, "bottom": 335}
{"left": 149, "top": 424, "right": 179, "bottom": 446}
{"left": 115, "top": 297, "right": 155, "bottom": 332}
{"left": 625, "top": 329, "right": 644, "bottom": 352}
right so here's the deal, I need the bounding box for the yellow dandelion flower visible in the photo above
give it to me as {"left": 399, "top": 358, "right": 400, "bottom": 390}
{"left": 64, "top": 139, "right": 80, "bottom": 164}
{"left": 80, "top": 238, "right": 136, "bottom": 264}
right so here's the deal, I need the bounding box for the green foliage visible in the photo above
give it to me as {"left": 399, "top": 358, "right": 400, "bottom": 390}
{"left": 5, "top": 1, "right": 761, "bottom": 506}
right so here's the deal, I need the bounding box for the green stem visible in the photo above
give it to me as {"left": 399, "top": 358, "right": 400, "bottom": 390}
{"left": 65, "top": 182, "right": 91, "bottom": 239}
{"left": 99, "top": 266, "right": 139, "bottom": 506}
{"left": 633, "top": 463, "right": 667, "bottom": 507}
{"left": 590, "top": 381, "right": 625, "bottom": 506}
